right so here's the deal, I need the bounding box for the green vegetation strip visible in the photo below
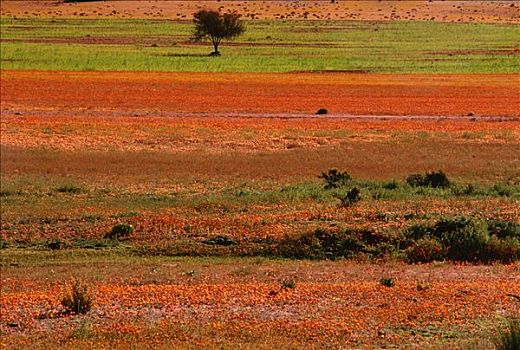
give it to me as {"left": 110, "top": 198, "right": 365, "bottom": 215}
{"left": 1, "top": 18, "right": 519, "bottom": 73}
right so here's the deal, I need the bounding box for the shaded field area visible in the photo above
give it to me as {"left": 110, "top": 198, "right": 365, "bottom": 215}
{"left": 1, "top": 252, "right": 519, "bottom": 350}
{"left": 1, "top": 18, "right": 519, "bottom": 73}
{"left": 1, "top": 0, "right": 518, "bottom": 23}
{"left": 2, "top": 70, "right": 519, "bottom": 117}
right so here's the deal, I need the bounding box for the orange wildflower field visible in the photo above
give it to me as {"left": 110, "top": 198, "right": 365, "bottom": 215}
{"left": 1, "top": 257, "right": 519, "bottom": 349}
{"left": 1, "top": 69, "right": 519, "bottom": 348}
{"left": 2, "top": 71, "right": 519, "bottom": 117}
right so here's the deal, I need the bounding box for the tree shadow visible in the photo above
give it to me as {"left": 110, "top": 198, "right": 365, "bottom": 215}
{"left": 161, "top": 53, "right": 209, "bottom": 58}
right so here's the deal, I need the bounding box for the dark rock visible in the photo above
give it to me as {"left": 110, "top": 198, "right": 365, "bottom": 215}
{"left": 204, "top": 235, "right": 236, "bottom": 246}
{"left": 47, "top": 240, "right": 62, "bottom": 250}
{"left": 316, "top": 108, "right": 329, "bottom": 115}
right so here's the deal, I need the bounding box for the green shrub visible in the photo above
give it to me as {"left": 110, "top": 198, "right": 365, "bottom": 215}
{"left": 404, "top": 217, "right": 520, "bottom": 263}
{"left": 338, "top": 187, "right": 361, "bottom": 207}
{"left": 47, "top": 239, "right": 62, "bottom": 250}
{"left": 379, "top": 277, "right": 394, "bottom": 288}
{"left": 452, "top": 183, "right": 477, "bottom": 196}
{"left": 105, "top": 223, "right": 134, "bottom": 240}
{"left": 61, "top": 279, "right": 93, "bottom": 315}
{"left": 319, "top": 169, "right": 352, "bottom": 189}
{"left": 276, "top": 227, "right": 392, "bottom": 260}
{"left": 281, "top": 279, "right": 296, "bottom": 289}
{"left": 382, "top": 180, "right": 399, "bottom": 190}
{"left": 406, "top": 238, "right": 445, "bottom": 263}
{"left": 484, "top": 236, "right": 520, "bottom": 263}
{"left": 74, "top": 238, "right": 118, "bottom": 249}
{"left": 403, "top": 223, "right": 432, "bottom": 242}
{"left": 406, "top": 174, "right": 425, "bottom": 188}
{"left": 276, "top": 229, "right": 326, "bottom": 259}
{"left": 494, "top": 318, "right": 520, "bottom": 350}
{"left": 488, "top": 220, "right": 520, "bottom": 239}
{"left": 437, "top": 218, "right": 489, "bottom": 262}
{"left": 55, "top": 184, "right": 83, "bottom": 194}
{"left": 492, "top": 183, "right": 517, "bottom": 197}
{"left": 406, "top": 170, "right": 450, "bottom": 188}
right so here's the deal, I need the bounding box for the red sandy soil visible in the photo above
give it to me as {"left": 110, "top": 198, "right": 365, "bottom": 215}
{"left": 1, "top": 0, "right": 519, "bottom": 23}
{"left": 1, "top": 70, "right": 519, "bottom": 117}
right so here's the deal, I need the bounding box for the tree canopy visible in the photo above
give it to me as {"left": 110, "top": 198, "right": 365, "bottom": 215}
{"left": 192, "top": 10, "right": 245, "bottom": 56}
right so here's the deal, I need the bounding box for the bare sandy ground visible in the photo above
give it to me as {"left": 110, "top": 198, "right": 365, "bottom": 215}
{"left": 1, "top": 0, "right": 519, "bottom": 23}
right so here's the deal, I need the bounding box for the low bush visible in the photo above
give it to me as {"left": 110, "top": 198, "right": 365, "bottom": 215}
{"left": 47, "top": 239, "right": 63, "bottom": 250}
{"left": 105, "top": 223, "right": 134, "bottom": 240}
{"left": 55, "top": 184, "right": 83, "bottom": 194}
{"left": 403, "top": 217, "right": 519, "bottom": 263}
{"left": 379, "top": 277, "right": 395, "bottom": 288}
{"left": 406, "top": 238, "right": 445, "bottom": 263}
{"left": 276, "top": 227, "right": 393, "bottom": 260}
{"left": 382, "top": 180, "right": 399, "bottom": 190}
{"left": 494, "top": 318, "right": 520, "bottom": 350}
{"left": 275, "top": 218, "right": 518, "bottom": 263}
{"left": 492, "top": 183, "right": 517, "bottom": 197}
{"left": 281, "top": 279, "right": 296, "bottom": 289}
{"left": 61, "top": 279, "right": 93, "bottom": 315}
{"left": 337, "top": 187, "right": 361, "bottom": 207}
{"left": 452, "top": 183, "right": 477, "bottom": 196}
{"left": 319, "top": 169, "right": 352, "bottom": 189}
{"left": 437, "top": 217, "right": 489, "bottom": 262}
{"left": 484, "top": 237, "right": 520, "bottom": 264}
{"left": 406, "top": 170, "right": 450, "bottom": 188}
{"left": 488, "top": 220, "right": 520, "bottom": 239}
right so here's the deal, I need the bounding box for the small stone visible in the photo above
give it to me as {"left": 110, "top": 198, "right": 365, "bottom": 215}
{"left": 316, "top": 108, "right": 329, "bottom": 115}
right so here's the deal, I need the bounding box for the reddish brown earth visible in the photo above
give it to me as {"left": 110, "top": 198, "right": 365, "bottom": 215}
{"left": 1, "top": 0, "right": 518, "bottom": 23}
{"left": 1, "top": 70, "right": 519, "bottom": 117}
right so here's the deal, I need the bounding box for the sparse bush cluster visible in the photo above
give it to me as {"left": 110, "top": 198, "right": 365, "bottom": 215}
{"left": 105, "top": 223, "right": 134, "bottom": 240}
{"left": 276, "top": 227, "right": 397, "bottom": 260}
{"left": 275, "top": 217, "right": 519, "bottom": 263}
{"left": 55, "top": 184, "right": 83, "bottom": 194}
{"left": 315, "top": 168, "right": 517, "bottom": 205}
{"left": 319, "top": 168, "right": 352, "bottom": 189}
{"left": 494, "top": 318, "right": 520, "bottom": 350}
{"left": 337, "top": 187, "right": 361, "bottom": 207}
{"left": 404, "top": 217, "right": 520, "bottom": 263}
{"left": 406, "top": 170, "right": 450, "bottom": 188}
{"left": 61, "top": 279, "right": 93, "bottom": 315}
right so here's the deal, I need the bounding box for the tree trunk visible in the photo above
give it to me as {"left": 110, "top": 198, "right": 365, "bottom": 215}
{"left": 210, "top": 37, "right": 221, "bottom": 56}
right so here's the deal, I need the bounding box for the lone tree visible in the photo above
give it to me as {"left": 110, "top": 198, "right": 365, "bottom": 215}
{"left": 192, "top": 10, "right": 245, "bottom": 56}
